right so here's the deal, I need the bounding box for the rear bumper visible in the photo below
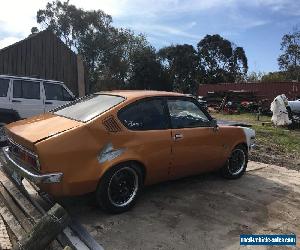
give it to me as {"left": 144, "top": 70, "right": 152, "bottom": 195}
{"left": 1, "top": 146, "right": 63, "bottom": 184}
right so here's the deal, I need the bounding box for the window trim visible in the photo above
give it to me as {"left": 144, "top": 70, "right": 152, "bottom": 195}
{"left": 117, "top": 97, "right": 171, "bottom": 131}
{"left": 166, "top": 96, "right": 213, "bottom": 129}
{"left": 43, "top": 82, "right": 73, "bottom": 101}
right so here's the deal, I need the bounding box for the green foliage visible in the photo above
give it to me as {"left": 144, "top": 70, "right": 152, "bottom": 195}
{"left": 158, "top": 44, "right": 199, "bottom": 94}
{"left": 129, "top": 47, "right": 172, "bottom": 91}
{"left": 197, "top": 34, "right": 248, "bottom": 84}
{"left": 278, "top": 28, "right": 300, "bottom": 81}
{"left": 261, "top": 71, "right": 287, "bottom": 82}
{"left": 246, "top": 71, "right": 264, "bottom": 82}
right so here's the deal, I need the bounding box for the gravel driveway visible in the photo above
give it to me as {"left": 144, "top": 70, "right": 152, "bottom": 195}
{"left": 61, "top": 162, "right": 300, "bottom": 250}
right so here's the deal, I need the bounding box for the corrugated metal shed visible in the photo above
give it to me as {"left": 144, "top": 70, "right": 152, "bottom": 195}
{"left": 198, "top": 82, "right": 300, "bottom": 102}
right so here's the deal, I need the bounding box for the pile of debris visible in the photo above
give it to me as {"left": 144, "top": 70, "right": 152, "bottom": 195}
{"left": 204, "top": 90, "right": 264, "bottom": 114}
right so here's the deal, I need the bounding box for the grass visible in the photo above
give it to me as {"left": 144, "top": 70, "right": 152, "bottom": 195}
{"left": 212, "top": 111, "right": 300, "bottom": 170}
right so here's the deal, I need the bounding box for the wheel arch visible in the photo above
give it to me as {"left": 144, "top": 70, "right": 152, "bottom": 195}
{"left": 100, "top": 159, "right": 147, "bottom": 185}
{"left": 234, "top": 142, "right": 248, "bottom": 151}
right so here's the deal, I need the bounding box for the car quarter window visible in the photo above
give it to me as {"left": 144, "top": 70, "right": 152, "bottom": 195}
{"left": 167, "top": 98, "right": 210, "bottom": 128}
{"left": 13, "top": 80, "right": 40, "bottom": 99}
{"left": 0, "top": 78, "right": 9, "bottom": 97}
{"left": 118, "top": 99, "right": 168, "bottom": 130}
{"left": 44, "top": 82, "right": 73, "bottom": 101}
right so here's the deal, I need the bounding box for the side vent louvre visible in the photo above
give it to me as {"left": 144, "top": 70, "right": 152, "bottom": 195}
{"left": 103, "top": 116, "right": 122, "bottom": 132}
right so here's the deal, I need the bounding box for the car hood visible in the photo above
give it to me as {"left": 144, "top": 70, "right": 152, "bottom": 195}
{"left": 5, "top": 113, "right": 82, "bottom": 148}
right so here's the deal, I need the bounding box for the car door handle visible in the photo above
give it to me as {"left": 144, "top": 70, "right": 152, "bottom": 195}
{"left": 45, "top": 101, "right": 53, "bottom": 104}
{"left": 173, "top": 133, "right": 183, "bottom": 141}
{"left": 12, "top": 100, "right": 21, "bottom": 103}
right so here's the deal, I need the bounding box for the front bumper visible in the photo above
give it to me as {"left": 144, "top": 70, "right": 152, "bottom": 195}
{"left": 1, "top": 146, "right": 63, "bottom": 184}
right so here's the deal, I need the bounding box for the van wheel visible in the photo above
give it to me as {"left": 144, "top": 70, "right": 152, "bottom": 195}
{"left": 96, "top": 163, "right": 143, "bottom": 214}
{"left": 221, "top": 145, "right": 248, "bottom": 179}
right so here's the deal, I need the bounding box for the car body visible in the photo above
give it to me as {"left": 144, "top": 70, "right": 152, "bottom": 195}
{"left": 0, "top": 75, "right": 75, "bottom": 142}
{"left": 288, "top": 99, "right": 300, "bottom": 115}
{"left": 1, "top": 90, "right": 255, "bottom": 213}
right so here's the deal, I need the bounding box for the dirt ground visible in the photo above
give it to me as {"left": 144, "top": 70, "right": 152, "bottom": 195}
{"left": 60, "top": 162, "right": 300, "bottom": 250}
{"left": 249, "top": 129, "right": 300, "bottom": 171}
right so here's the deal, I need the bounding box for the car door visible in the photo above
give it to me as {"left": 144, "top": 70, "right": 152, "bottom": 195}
{"left": 0, "top": 78, "right": 11, "bottom": 112}
{"left": 43, "top": 82, "right": 74, "bottom": 112}
{"left": 167, "top": 97, "right": 225, "bottom": 179}
{"left": 12, "top": 79, "right": 44, "bottom": 118}
{"left": 118, "top": 97, "right": 172, "bottom": 184}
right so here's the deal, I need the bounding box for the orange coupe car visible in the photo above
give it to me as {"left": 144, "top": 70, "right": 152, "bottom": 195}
{"left": 1, "top": 91, "right": 255, "bottom": 213}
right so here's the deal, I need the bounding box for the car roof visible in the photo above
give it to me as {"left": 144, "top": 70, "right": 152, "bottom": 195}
{"left": 96, "top": 90, "right": 187, "bottom": 100}
{"left": 0, "top": 74, "right": 64, "bottom": 84}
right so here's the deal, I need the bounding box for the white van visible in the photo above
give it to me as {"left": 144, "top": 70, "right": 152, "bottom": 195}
{"left": 0, "top": 75, "right": 75, "bottom": 142}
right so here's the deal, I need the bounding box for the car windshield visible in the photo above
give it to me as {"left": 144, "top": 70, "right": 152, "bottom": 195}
{"left": 53, "top": 94, "right": 125, "bottom": 122}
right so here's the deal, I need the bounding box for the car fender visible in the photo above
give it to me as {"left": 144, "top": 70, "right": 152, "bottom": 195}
{"left": 96, "top": 144, "right": 147, "bottom": 181}
{"left": 239, "top": 127, "right": 256, "bottom": 150}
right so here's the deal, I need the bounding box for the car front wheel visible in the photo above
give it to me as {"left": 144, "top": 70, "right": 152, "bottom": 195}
{"left": 221, "top": 145, "right": 248, "bottom": 179}
{"left": 96, "top": 163, "right": 143, "bottom": 214}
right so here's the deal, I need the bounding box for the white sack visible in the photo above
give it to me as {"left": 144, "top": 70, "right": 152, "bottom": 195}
{"left": 270, "top": 94, "right": 291, "bottom": 126}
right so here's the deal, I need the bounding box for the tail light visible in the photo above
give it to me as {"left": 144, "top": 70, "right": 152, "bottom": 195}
{"left": 8, "top": 138, "right": 40, "bottom": 171}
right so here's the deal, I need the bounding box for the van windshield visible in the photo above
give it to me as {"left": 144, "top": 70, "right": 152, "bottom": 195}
{"left": 53, "top": 94, "right": 125, "bottom": 122}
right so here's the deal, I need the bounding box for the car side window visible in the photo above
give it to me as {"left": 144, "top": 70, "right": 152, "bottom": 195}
{"left": 44, "top": 83, "right": 73, "bottom": 101}
{"left": 167, "top": 99, "right": 210, "bottom": 128}
{"left": 0, "top": 79, "right": 9, "bottom": 97}
{"left": 118, "top": 99, "right": 168, "bottom": 130}
{"left": 13, "top": 80, "right": 40, "bottom": 99}
{"left": 44, "top": 83, "right": 63, "bottom": 101}
{"left": 62, "top": 87, "right": 74, "bottom": 101}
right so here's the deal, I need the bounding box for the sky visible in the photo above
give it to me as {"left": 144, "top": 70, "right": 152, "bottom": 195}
{"left": 0, "top": 0, "right": 300, "bottom": 73}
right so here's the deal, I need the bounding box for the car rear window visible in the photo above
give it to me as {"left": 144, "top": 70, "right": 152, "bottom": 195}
{"left": 54, "top": 94, "right": 125, "bottom": 122}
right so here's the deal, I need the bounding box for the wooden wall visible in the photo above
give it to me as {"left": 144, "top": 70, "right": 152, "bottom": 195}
{"left": 0, "top": 30, "right": 82, "bottom": 96}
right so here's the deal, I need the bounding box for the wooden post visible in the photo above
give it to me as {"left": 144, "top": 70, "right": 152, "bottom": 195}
{"left": 77, "top": 55, "right": 85, "bottom": 97}
{"left": 14, "top": 204, "right": 70, "bottom": 250}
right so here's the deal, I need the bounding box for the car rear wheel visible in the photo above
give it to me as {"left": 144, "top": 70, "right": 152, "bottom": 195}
{"left": 96, "top": 163, "right": 143, "bottom": 214}
{"left": 221, "top": 145, "right": 248, "bottom": 179}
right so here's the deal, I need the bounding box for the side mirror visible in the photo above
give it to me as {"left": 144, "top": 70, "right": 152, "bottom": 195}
{"left": 210, "top": 118, "right": 218, "bottom": 128}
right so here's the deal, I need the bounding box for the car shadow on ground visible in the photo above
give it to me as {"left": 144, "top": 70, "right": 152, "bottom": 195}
{"left": 58, "top": 169, "right": 299, "bottom": 250}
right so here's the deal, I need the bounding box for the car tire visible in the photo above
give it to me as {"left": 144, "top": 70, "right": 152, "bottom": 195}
{"left": 96, "top": 163, "right": 143, "bottom": 214}
{"left": 0, "top": 122, "right": 7, "bottom": 146}
{"left": 221, "top": 144, "right": 248, "bottom": 179}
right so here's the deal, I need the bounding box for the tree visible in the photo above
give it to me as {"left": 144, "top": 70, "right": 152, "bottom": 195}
{"left": 278, "top": 28, "right": 300, "bottom": 81}
{"left": 246, "top": 71, "right": 264, "bottom": 82}
{"left": 129, "top": 47, "right": 171, "bottom": 91}
{"left": 197, "top": 34, "right": 248, "bottom": 84}
{"left": 261, "top": 71, "right": 287, "bottom": 82}
{"left": 34, "top": 1, "right": 167, "bottom": 92}
{"left": 158, "top": 44, "right": 199, "bottom": 95}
